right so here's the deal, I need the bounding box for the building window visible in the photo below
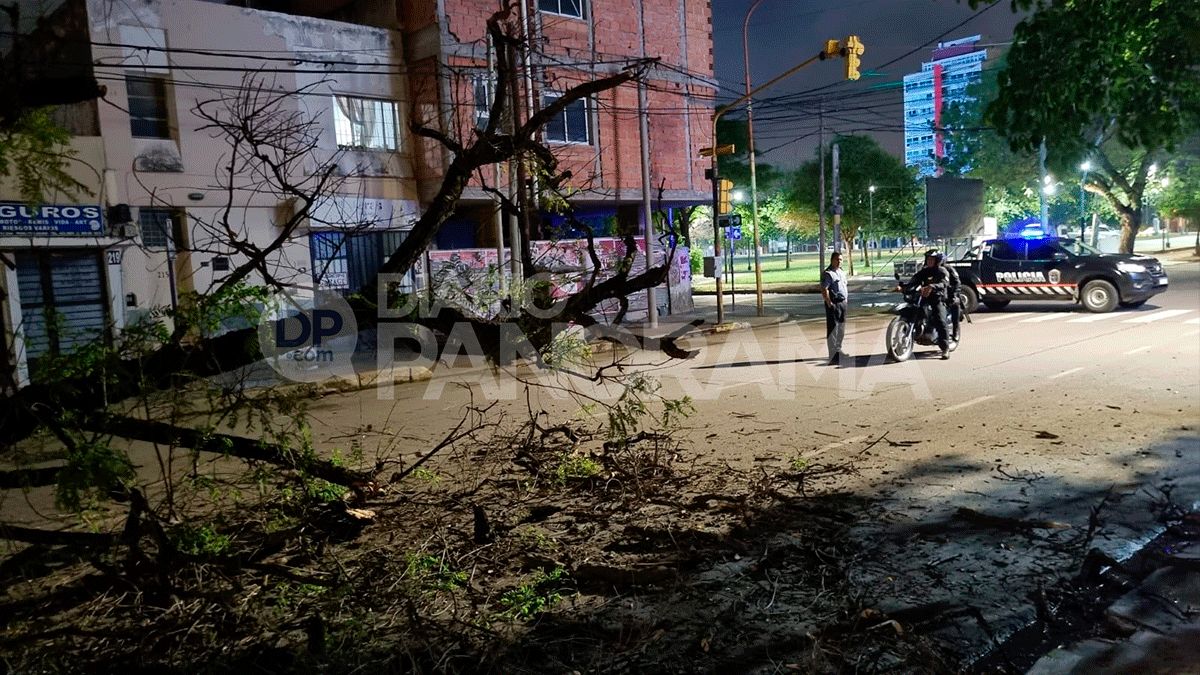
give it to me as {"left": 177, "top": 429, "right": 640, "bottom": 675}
{"left": 126, "top": 75, "right": 171, "bottom": 138}
{"left": 538, "top": 0, "right": 586, "bottom": 19}
{"left": 138, "top": 207, "right": 180, "bottom": 249}
{"left": 472, "top": 73, "right": 493, "bottom": 130}
{"left": 333, "top": 96, "right": 399, "bottom": 150}
{"left": 542, "top": 93, "right": 591, "bottom": 144}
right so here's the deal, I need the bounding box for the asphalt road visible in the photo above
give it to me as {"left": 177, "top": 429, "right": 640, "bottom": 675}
{"left": 306, "top": 259, "right": 1200, "bottom": 666}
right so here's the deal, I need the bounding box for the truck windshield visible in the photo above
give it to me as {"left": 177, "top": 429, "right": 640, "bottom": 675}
{"left": 1058, "top": 239, "right": 1101, "bottom": 256}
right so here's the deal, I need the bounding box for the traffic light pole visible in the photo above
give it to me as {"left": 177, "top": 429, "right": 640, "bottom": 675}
{"left": 709, "top": 52, "right": 823, "bottom": 325}
{"left": 705, "top": 39, "right": 861, "bottom": 324}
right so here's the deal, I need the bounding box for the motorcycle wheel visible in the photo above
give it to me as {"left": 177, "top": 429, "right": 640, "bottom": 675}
{"left": 886, "top": 317, "right": 915, "bottom": 362}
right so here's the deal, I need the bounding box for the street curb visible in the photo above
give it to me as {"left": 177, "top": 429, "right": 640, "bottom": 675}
{"left": 691, "top": 280, "right": 887, "bottom": 296}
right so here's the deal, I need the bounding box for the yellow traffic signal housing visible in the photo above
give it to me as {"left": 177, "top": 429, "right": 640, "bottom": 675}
{"left": 717, "top": 179, "right": 734, "bottom": 214}
{"left": 844, "top": 35, "right": 864, "bottom": 81}
{"left": 823, "top": 39, "right": 841, "bottom": 59}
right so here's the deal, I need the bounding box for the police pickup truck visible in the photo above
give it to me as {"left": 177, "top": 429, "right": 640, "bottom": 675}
{"left": 948, "top": 235, "right": 1168, "bottom": 313}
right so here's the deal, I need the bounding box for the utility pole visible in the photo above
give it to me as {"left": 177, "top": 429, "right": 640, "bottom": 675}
{"left": 638, "top": 76, "right": 657, "bottom": 327}
{"left": 487, "top": 33, "right": 506, "bottom": 294}
{"left": 743, "top": 0, "right": 767, "bottom": 317}
{"left": 818, "top": 101, "right": 826, "bottom": 270}
{"left": 506, "top": 40, "right": 524, "bottom": 284}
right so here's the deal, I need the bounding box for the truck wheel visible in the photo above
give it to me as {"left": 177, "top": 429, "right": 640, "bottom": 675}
{"left": 1119, "top": 299, "right": 1147, "bottom": 309}
{"left": 1081, "top": 280, "right": 1119, "bottom": 313}
{"left": 959, "top": 286, "right": 979, "bottom": 314}
{"left": 982, "top": 299, "right": 1010, "bottom": 310}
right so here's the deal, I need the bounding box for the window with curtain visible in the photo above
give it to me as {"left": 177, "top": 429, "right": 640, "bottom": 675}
{"left": 332, "top": 96, "right": 399, "bottom": 150}
{"left": 472, "top": 73, "right": 493, "bottom": 130}
{"left": 541, "top": 93, "right": 591, "bottom": 144}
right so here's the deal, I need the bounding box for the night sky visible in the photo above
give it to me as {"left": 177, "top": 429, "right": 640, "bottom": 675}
{"left": 710, "top": 0, "right": 1029, "bottom": 168}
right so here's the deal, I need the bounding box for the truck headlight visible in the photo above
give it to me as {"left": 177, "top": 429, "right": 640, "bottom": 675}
{"left": 1117, "top": 262, "right": 1147, "bottom": 273}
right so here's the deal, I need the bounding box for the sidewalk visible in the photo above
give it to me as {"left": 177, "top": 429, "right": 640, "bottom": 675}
{"left": 621, "top": 301, "right": 791, "bottom": 340}
{"left": 692, "top": 274, "right": 890, "bottom": 296}
{"left": 1027, "top": 514, "right": 1200, "bottom": 674}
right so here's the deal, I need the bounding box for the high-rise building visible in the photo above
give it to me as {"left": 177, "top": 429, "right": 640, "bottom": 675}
{"left": 902, "top": 35, "right": 987, "bottom": 177}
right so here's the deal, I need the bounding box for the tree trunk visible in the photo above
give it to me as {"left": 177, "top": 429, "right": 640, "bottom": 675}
{"left": 785, "top": 234, "right": 791, "bottom": 269}
{"left": 845, "top": 238, "right": 855, "bottom": 276}
{"left": 1118, "top": 210, "right": 1141, "bottom": 255}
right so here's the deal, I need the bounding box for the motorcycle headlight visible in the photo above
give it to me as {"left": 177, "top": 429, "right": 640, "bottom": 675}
{"left": 1117, "top": 262, "right": 1147, "bottom": 273}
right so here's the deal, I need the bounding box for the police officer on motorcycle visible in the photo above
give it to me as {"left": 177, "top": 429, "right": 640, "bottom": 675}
{"left": 897, "top": 249, "right": 953, "bottom": 359}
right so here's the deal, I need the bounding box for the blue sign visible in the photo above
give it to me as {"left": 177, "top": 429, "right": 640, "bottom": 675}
{"left": 0, "top": 203, "right": 104, "bottom": 235}
{"left": 727, "top": 225, "right": 743, "bottom": 241}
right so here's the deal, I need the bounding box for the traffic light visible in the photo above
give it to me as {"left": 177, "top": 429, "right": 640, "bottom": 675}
{"left": 822, "top": 39, "right": 841, "bottom": 59}
{"left": 717, "top": 179, "right": 734, "bottom": 214}
{"left": 844, "top": 35, "right": 864, "bottom": 81}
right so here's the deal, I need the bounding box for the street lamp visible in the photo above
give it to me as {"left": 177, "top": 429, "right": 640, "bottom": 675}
{"left": 743, "top": 0, "right": 769, "bottom": 317}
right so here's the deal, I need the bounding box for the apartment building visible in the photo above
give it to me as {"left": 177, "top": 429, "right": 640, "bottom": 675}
{"left": 902, "top": 35, "right": 987, "bottom": 178}
{"left": 0, "top": 0, "right": 714, "bottom": 385}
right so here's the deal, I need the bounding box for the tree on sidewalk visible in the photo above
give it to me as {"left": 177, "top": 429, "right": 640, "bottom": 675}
{"left": 971, "top": 0, "right": 1200, "bottom": 252}
{"left": 791, "top": 135, "right": 918, "bottom": 275}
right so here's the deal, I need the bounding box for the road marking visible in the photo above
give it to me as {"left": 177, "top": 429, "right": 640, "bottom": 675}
{"left": 1020, "top": 313, "right": 1071, "bottom": 323}
{"left": 1186, "top": 318, "right": 1200, "bottom": 326}
{"left": 1123, "top": 309, "right": 1193, "bottom": 324}
{"left": 1048, "top": 367, "right": 1085, "bottom": 380}
{"left": 1068, "top": 313, "right": 1125, "bottom": 323}
{"left": 812, "top": 434, "right": 870, "bottom": 457}
{"left": 940, "top": 395, "right": 994, "bottom": 413}
{"left": 1123, "top": 345, "right": 1153, "bottom": 355}
{"left": 976, "top": 313, "right": 1030, "bottom": 323}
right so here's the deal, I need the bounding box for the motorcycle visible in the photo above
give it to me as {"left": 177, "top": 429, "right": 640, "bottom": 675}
{"left": 885, "top": 273, "right": 967, "bottom": 362}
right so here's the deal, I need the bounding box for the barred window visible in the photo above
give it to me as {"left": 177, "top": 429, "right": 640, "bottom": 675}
{"left": 138, "top": 207, "right": 180, "bottom": 249}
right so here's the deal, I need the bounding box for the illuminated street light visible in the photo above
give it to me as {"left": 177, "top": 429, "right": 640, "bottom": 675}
{"left": 1043, "top": 183, "right": 1058, "bottom": 196}
{"left": 732, "top": 190, "right": 747, "bottom": 202}
{"left": 1079, "top": 160, "right": 1092, "bottom": 172}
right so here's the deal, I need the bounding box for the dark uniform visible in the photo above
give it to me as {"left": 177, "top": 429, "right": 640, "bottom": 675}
{"left": 942, "top": 260, "right": 961, "bottom": 336}
{"left": 905, "top": 264, "right": 952, "bottom": 355}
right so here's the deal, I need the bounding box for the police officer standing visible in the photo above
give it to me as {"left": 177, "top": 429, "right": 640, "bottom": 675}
{"left": 821, "top": 251, "right": 849, "bottom": 365}
{"left": 901, "top": 250, "right": 952, "bottom": 359}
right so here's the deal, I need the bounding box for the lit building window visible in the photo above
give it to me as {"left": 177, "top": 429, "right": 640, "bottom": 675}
{"left": 333, "top": 96, "right": 399, "bottom": 150}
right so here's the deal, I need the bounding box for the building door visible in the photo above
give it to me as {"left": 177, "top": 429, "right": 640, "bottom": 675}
{"left": 15, "top": 250, "right": 110, "bottom": 375}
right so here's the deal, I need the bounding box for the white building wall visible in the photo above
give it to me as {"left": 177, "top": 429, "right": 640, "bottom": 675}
{"left": 2, "top": 0, "right": 424, "bottom": 383}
